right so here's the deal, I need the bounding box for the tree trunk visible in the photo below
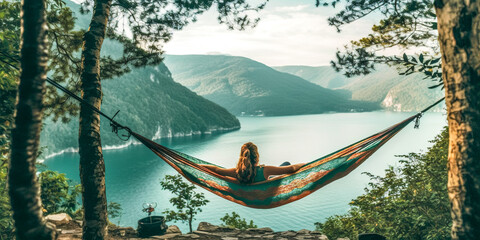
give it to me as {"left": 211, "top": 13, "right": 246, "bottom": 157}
{"left": 8, "top": 0, "right": 55, "bottom": 239}
{"left": 78, "top": 0, "right": 112, "bottom": 239}
{"left": 434, "top": 1, "right": 480, "bottom": 239}
{"left": 189, "top": 215, "right": 193, "bottom": 233}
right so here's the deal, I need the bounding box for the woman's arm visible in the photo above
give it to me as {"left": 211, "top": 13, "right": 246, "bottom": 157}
{"left": 200, "top": 164, "right": 236, "bottom": 178}
{"left": 263, "top": 163, "right": 305, "bottom": 179}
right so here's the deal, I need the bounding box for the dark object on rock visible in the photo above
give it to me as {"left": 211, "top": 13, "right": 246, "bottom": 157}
{"left": 137, "top": 216, "right": 168, "bottom": 237}
{"left": 359, "top": 233, "right": 387, "bottom": 240}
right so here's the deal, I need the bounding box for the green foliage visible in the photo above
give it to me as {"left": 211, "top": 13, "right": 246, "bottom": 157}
{"left": 220, "top": 212, "right": 257, "bottom": 230}
{"left": 0, "top": 157, "right": 13, "bottom": 240}
{"left": 107, "top": 201, "right": 123, "bottom": 225}
{"left": 315, "top": 127, "right": 450, "bottom": 240}
{"left": 316, "top": 0, "right": 443, "bottom": 88}
{"left": 164, "top": 54, "right": 379, "bottom": 116}
{"left": 160, "top": 174, "right": 209, "bottom": 233}
{"left": 38, "top": 170, "right": 81, "bottom": 216}
{"left": 0, "top": 3, "right": 18, "bottom": 235}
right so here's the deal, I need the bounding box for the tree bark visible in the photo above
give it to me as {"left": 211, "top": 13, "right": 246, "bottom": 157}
{"left": 434, "top": 1, "right": 480, "bottom": 239}
{"left": 8, "top": 0, "right": 55, "bottom": 239}
{"left": 78, "top": 0, "right": 112, "bottom": 239}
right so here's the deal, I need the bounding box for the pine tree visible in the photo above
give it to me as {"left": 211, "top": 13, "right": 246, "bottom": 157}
{"left": 8, "top": 0, "right": 55, "bottom": 239}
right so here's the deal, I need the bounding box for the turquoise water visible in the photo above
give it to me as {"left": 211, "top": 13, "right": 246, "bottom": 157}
{"left": 44, "top": 112, "right": 446, "bottom": 232}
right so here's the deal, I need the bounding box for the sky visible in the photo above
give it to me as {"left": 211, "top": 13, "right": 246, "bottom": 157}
{"left": 162, "top": 0, "right": 380, "bottom": 66}
{"left": 70, "top": 0, "right": 407, "bottom": 67}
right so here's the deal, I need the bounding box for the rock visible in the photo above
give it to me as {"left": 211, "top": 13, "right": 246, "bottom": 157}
{"left": 280, "top": 230, "right": 297, "bottom": 237}
{"left": 183, "top": 233, "right": 200, "bottom": 238}
{"left": 45, "top": 221, "right": 57, "bottom": 231}
{"left": 317, "top": 235, "right": 329, "bottom": 240}
{"left": 152, "top": 233, "right": 182, "bottom": 239}
{"left": 237, "top": 234, "right": 253, "bottom": 238}
{"left": 295, "top": 236, "right": 315, "bottom": 240}
{"left": 197, "top": 222, "right": 220, "bottom": 232}
{"left": 166, "top": 225, "right": 182, "bottom": 234}
{"left": 298, "top": 229, "right": 311, "bottom": 234}
{"left": 109, "top": 227, "right": 136, "bottom": 238}
{"left": 221, "top": 237, "right": 238, "bottom": 240}
{"left": 193, "top": 230, "right": 220, "bottom": 236}
{"left": 61, "top": 229, "right": 78, "bottom": 234}
{"left": 45, "top": 213, "right": 72, "bottom": 225}
{"left": 246, "top": 227, "right": 273, "bottom": 233}
{"left": 336, "top": 238, "right": 350, "bottom": 240}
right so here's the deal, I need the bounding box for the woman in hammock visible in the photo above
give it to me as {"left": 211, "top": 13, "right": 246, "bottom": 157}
{"left": 201, "top": 142, "right": 305, "bottom": 183}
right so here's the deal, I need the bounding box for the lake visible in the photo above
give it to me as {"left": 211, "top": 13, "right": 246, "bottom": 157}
{"left": 44, "top": 111, "right": 447, "bottom": 232}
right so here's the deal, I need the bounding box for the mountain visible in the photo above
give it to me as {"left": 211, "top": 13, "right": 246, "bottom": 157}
{"left": 274, "top": 64, "right": 445, "bottom": 112}
{"left": 273, "top": 65, "right": 353, "bottom": 89}
{"left": 163, "top": 55, "right": 379, "bottom": 116}
{"left": 40, "top": 63, "right": 240, "bottom": 156}
{"left": 40, "top": 2, "right": 240, "bottom": 156}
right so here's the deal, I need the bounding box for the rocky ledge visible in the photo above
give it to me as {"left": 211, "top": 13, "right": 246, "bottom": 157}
{"left": 49, "top": 214, "right": 332, "bottom": 240}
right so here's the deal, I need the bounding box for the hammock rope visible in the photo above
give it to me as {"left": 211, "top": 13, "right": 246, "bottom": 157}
{"left": 41, "top": 76, "right": 445, "bottom": 208}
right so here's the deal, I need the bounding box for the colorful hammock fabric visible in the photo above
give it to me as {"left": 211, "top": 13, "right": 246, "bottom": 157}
{"left": 131, "top": 114, "right": 420, "bottom": 209}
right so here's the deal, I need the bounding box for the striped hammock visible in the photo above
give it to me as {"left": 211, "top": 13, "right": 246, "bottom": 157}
{"left": 131, "top": 113, "right": 421, "bottom": 209}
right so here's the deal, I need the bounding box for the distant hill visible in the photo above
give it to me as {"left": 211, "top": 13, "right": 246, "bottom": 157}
{"left": 163, "top": 55, "right": 378, "bottom": 116}
{"left": 274, "top": 64, "right": 445, "bottom": 112}
{"left": 273, "top": 65, "right": 353, "bottom": 89}
{"left": 40, "top": 2, "right": 240, "bottom": 156}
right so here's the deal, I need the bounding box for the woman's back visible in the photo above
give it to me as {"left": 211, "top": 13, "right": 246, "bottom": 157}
{"left": 253, "top": 166, "right": 267, "bottom": 182}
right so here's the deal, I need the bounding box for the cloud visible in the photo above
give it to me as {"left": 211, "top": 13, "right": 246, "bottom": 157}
{"left": 163, "top": 2, "right": 383, "bottom": 66}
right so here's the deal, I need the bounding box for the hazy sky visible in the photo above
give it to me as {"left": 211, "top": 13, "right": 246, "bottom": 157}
{"left": 71, "top": 0, "right": 403, "bottom": 67}
{"left": 163, "top": 0, "right": 381, "bottom": 66}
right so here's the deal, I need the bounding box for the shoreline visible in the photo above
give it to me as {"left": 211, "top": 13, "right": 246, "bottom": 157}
{"left": 42, "top": 126, "right": 240, "bottom": 160}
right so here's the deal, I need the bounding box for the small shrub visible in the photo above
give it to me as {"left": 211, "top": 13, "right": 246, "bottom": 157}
{"left": 160, "top": 174, "right": 209, "bottom": 233}
{"left": 108, "top": 201, "right": 123, "bottom": 225}
{"left": 38, "top": 170, "right": 81, "bottom": 215}
{"left": 220, "top": 212, "right": 257, "bottom": 229}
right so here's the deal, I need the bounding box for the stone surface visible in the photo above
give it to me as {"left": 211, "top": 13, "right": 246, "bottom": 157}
{"left": 197, "top": 222, "right": 220, "bottom": 232}
{"left": 55, "top": 221, "right": 334, "bottom": 239}
{"left": 152, "top": 233, "right": 182, "bottom": 239}
{"left": 247, "top": 227, "right": 274, "bottom": 233}
{"left": 318, "top": 235, "right": 329, "bottom": 240}
{"left": 166, "top": 225, "right": 182, "bottom": 234}
{"left": 45, "top": 213, "right": 72, "bottom": 225}
{"left": 280, "top": 231, "right": 298, "bottom": 237}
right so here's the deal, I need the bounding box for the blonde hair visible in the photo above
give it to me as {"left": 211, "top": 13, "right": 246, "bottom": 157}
{"left": 236, "top": 142, "right": 259, "bottom": 183}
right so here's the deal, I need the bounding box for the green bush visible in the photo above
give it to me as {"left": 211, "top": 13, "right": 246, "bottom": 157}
{"left": 220, "top": 212, "right": 257, "bottom": 230}
{"left": 315, "top": 127, "right": 450, "bottom": 240}
{"left": 38, "top": 170, "right": 81, "bottom": 216}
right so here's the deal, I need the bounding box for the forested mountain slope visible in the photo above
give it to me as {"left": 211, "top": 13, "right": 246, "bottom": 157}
{"left": 164, "top": 55, "right": 378, "bottom": 116}
{"left": 41, "top": 63, "right": 240, "bottom": 156}
{"left": 274, "top": 64, "right": 445, "bottom": 112}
